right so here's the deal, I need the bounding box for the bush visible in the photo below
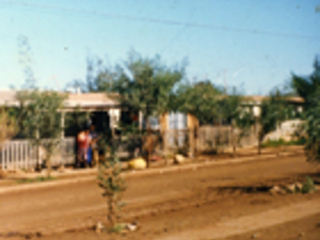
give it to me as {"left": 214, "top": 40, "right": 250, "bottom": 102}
{"left": 262, "top": 138, "right": 306, "bottom": 148}
{"left": 98, "top": 146, "right": 126, "bottom": 228}
{"left": 301, "top": 176, "right": 317, "bottom": 194}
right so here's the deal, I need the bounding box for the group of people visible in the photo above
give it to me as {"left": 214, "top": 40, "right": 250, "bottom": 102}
{"left": 76, "top": 124, "right": 99, "bottom": 168}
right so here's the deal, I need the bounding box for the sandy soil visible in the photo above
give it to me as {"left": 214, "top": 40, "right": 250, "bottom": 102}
{"left": 221, "top": 213, "right": 320, "bottom": 240}
{"left": 0, "top": 152, "right": 319, "bottom": 240}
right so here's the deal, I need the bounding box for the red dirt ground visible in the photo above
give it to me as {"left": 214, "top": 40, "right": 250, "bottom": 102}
{"left": 0, "top": 151, "right": 319, "bottom": 240}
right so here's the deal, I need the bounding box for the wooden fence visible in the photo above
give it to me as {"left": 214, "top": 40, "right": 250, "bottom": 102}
{"left": 0, "top": 138, "right": 75, "bottom": 170}
{"left": 163, "top": 125, "right": 257, "bottom": 154}
{"left": 0, "top": 125, "right": 258, "bottom": 170}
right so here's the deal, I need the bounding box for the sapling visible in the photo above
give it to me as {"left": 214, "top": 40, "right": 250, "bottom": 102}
{"left": 98, "top": 144, "right": 126, "bottom": 230}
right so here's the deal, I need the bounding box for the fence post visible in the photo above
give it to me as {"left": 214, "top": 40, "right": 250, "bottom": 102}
{"left": 1, "top": 144, "right": 4, "bottom": 170}
{"left": 35, "top": 129, "right": 40, "bottom": 171}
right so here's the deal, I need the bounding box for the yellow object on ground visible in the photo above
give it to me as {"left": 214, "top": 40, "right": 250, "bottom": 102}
{"left": 174, "top": 154, "right": 185, "bottom": 164}
{"left": 128, "top": 157, "right": 147, "bottom": 170}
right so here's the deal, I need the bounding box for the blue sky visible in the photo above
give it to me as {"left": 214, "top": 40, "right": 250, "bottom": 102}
{"left": 0, "top": 0, "right": 319, "bottom": 95}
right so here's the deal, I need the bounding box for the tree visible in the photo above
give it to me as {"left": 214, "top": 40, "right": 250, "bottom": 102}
{"left": 114, "top": 52, "right": 185, "bottom": 121}
{"left": 16, "top": 37, "right": 68, "bottom": 176}
{"left": 291, "top": 57, "right": 320, "bottom": 162}
{"left": 291, "top": 57, "right": 320, "bottom": 107}
{"left": 16, "top": 90, "right": 67, "bottom": 176}
{"left": 217, "top": 88, "right": 244, "bottom": 156}
{"left": 0, "top": 108, "right": 17, "bottom": 146}
{"left": 113, "top": 53, "right": 185, "bottom": 167}
{"left": 233, "top": 106, "right": 255, "bottom": 157}
{"left": 175, "top": 81, "right": 222, "bottom": 125}
{"left": 304, "top": 87, "right": 320, "bottom": 162}
{"left": 257, "top": 90, "right": 291, "bottom": 154}
{"left": 98, "top": 145, "right": 126, "bottom": 229}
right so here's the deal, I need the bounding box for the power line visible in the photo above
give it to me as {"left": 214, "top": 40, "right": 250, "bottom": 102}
{"left": 2, "top": 1, "right": 320, "bottom": 41}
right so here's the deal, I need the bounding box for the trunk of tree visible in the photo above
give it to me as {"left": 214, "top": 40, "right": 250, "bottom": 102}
{"left": 258, "top": 133, "right": 262, "bottom": 155}
{"left": 35, "top": 129, "right": 41, "bottom": 171}
{"left": 47, "top": 155, "right": 51, "bottom": 178}
{"left": 161, "top": 131, "right": 168, "bottom": 166}
{"left": 231, "top": 124, "right": 237, "bottom": 158}
{"left": 217, "top": 118, "right": 222, "bottom": 151}
{"left": 145, "top": 117, "right": 151, "bottom": 169}
{"left": 258, "top": 140, "right": 261, "bottom": 155}
{"left": 188, "top": 128, "right": 195, "bottom": 158}
{"left": 35, "top": 143, "right": 41, "bottom": 171}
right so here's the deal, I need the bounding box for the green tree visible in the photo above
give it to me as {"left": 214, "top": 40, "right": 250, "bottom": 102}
{"left": 304, "top": 87, "right": 320, "bottom": 162}
{"left": 234, "top": 108, "right": 255, "bottom": 155}
{"left": 291, "top": 57, "right": 320, "bottom": 162}
{"left": 114, "top": 52, "right": 185, "bottom": 121}
{"left": 16, "top": 90, "right": 67, "bottom": 176}
{"left": 0, "top": 108, "right": 17, "bottom": 146}
{"left": 257, "top": 90, "right": 291, "bottom": 154}
{"left": 175, "top": 81, "right": 222, "bottom": 124}
{"left": 217, "top": 88, "right": 245, "bottom": 156}
{"left": 291, "top": 57, "right": 320, "bottom": 106}
{"left": 113, "top": 53, "right": 185, "bottom": 167}
{"left": 98, "top": 145, "right": 126, "bottom": 229}
{"left": 85, "top": 57, "right": 117, "bottom": 93}
{"left": 16, "top": 37, "right": 68, "bottom": 175}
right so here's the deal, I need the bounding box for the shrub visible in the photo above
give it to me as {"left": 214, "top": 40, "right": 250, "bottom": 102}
{"left": 98, "top": 146, "right": 126, "bottom": 228}
{"left": 301, "top": 176, "right": 317, "bottom": 194}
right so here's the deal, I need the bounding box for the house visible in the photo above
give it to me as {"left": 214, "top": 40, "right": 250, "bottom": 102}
{"left": 0, "top": 90, "right": 121, "bottom": 138}
{"left": 242, "top": 95, "right": 304, "bottom": 117}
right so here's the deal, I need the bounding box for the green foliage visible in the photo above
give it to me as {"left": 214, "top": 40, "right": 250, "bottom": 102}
{"left": 304, "top": 87, "right": 320, "bottom": 162}
{"left": 16, "top": 37, "right": 67, "bottom": 175}
{"left": 259, "top": 90, "right": 291, "bottom": 142}
{"left": 301, "top": 176, "right": 317, "bottom": 194}
{"left": 117, "top": 123, "right": 145, "bottom": 159}
{"left": 0, "top": 108, "right": 17, "bottom": 145}
{"left": 262, "top": 138, "right": 306, "bottom": 148}
{"left": 64, "top": 108, "right": 89, "bottom": 137}
{"left": 98, "top": 145, "right": 126, "bottom": 227}
{"left": 292, "top": 58, "right": 320, "bottom": 163}
{"left": 175, "top": 81, "right": 222, "bottom": 124}
{"left": 16, "top": 89, "right": 67, "bottom": 175}
{"left": 234, "top": 109, "right": 255, "bottom": 144}
{"left": 254, "top": 89, "right": 293, "bottom": 154}
{"left": 17, "top": 176, "right": 55, "bottom": 184}
{"left": 291, "top": 58, "right": 320, "bottom": 107}
{"left": 218, "top": 88, "right": 243, "bottom": 124}
{"left": 114, "top": 52, "right": 185, "bottom": 119}
{"left": 109, "top": 223, "right": 125, "bottom": 233}
{"left": 79, "top": 52, "right": 185, "bottom": 122}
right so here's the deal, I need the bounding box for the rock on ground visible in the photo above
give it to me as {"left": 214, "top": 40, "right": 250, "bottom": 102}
{"left": 128, "top": 158, "right": 147, "bottom": 170}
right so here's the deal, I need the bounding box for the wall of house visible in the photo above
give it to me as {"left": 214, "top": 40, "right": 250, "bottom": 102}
{"left": 264, "top": 119, "right": 303, "bottom": 142}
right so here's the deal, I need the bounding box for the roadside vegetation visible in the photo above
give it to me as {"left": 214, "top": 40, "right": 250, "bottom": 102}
{"left": 16, "top": 176, "right": 56, "bottom": 184}
{"left": 262, "top": 138, "right": 306, "bottom": 148}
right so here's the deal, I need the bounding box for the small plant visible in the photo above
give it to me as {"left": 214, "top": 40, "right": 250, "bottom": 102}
{"left": 262, "top": 138, "right": 306, "bottom": 148}
{"left": 301, "top": 176, "right": 317, "bottom": 194}
{"left": 109, "top": 223, "right": 125, "bottom": 233}
{"left": 98, "top": 145, "right": 126, "bottom": 229}
{"left": 17, "top": 176, "right": 55, "bottom": 184}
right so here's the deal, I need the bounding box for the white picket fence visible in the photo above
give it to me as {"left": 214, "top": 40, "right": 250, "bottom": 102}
{"left": 0, "top": 138, "right": 75, "bottom": 170}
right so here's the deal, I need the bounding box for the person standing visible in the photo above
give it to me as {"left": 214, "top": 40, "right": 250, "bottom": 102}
{"left": 77, "top": 128, "right": 90, "bottom": 168}
{"left": 87, "top": 124, "right": 99, "bottom": 167}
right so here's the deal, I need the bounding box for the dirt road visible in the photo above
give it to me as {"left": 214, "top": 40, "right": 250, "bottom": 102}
{"left": 0, "top": 154, "right": 319, "bottom": 239}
